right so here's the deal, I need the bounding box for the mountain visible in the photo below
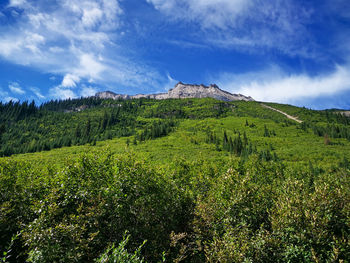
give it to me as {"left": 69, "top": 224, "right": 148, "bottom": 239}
{"left": 95, "top": 82, "right": 254, "bottom": 101}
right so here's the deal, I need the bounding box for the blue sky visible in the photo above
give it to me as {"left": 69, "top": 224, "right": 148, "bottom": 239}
{"left": 0, "top": 0, "right": 350, "bottom": 109}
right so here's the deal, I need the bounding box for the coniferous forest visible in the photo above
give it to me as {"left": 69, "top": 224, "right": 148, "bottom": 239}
{"left": 1, "top": 97, "right": 349, "bottom": 262}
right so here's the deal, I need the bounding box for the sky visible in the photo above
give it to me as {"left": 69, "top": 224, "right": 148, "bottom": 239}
{"left": 0, "top": 0, "right": 350, "bottom": 109}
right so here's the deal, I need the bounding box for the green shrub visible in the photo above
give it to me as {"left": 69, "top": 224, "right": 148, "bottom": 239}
{"left": 95, "top": 232, "right": 146, "bottom": 263}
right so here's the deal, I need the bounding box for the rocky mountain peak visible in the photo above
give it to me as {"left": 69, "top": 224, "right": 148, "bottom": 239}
{"left": 167, "top": 82, "right": 253, "bottom": 101}
{"left": 95, "top": 82, "right": 253, "bottom": 102}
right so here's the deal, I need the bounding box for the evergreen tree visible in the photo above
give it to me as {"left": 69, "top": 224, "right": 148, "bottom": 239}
{"left": 264, "top": 125, "right": 270, "bottom": 137}
{"left": 233, "top": 134, "right": 243, "bottom": 156}
{"left": 243, "top": 131, "right": 248, "bottom": 146}
{"left": 101, "top": 111, "right": 109, "bottom": 131}
{"left": 223, "top": 131, "right": 228, "bottom": 151}
{"left": 0, "top": 123, "right": 5, "bottom": 141}
{"left": 75, "top": 124, "right": 82, "bottom": 139}
{"left": 85, "top": 118, "right": 91, "bottom": 138}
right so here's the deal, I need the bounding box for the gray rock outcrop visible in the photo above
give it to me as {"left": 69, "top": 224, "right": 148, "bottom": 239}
{"left": 95, "top": 82, "right": 254, "bottom": 102}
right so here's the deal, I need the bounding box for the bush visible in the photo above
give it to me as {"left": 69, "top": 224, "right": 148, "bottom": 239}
{"left": 1, "top": 152, "right": 349, "bottom": 262}
{"left": 95, "top": 232, "right": 146, "bottom": 263}
{"left": 178, "top": 159, "right": 350, "bottom": 262}
{"left": 0, "top": 152, "right": 192, "bottom": 262}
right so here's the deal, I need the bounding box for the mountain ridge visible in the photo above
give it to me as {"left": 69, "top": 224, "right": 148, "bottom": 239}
{"left": 95, "top": 82, "right": 254, "bottom": 101}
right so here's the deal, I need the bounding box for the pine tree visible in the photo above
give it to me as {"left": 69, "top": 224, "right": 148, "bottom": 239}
{"left": 229, "top": 137, "right": 233, "bottom": 153}
{"left": 0, "top": 123, "right": 5, "bottom": 141}
{"left": 223, "top": 131, "right": 228, "bottom": 150}
{"left": 75, "top": 124, "right": 81, "bottom": 139}
{"left": 85, "top": 118, "right": 91, "bottom": 138}
{"left": 101, "top": 111, "right": 109, "bottom": 131}
{"left": 233, "top": 134, "right": 243, "bottom": 156}
{"left": 264, "top": 125, "right": 270, "bottom": 137}
{"left": 243, "top": 131, "right": 248, "bottom": 146}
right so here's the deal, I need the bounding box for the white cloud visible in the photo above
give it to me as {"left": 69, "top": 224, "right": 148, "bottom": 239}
{"left": 80, "top": 86, "right": 98, "bottom": 97}
{"left": 0, "top": 31, "right": 45, "bottom": 61}
{"left": 24, "top": 32, "right": 45, "bottom": 53}
{"left": 82, "top": 7, "right": 103, "bottom": 28}
{"left": 50, "top": 86, "right": 76, "bottom": 100}
{"left": 148, "top": 0, "right": 312, "bottom": 56}
{"left": 163, "top": 73, "right": 178, "bottom": 92}
{"left": 8, "top": 0, "right": 27, "bottom": 7}
{"left": 148, "top": 0, "right": 251, "bottom": 29}
{"left": 216, "top": 65, "right": 350, "bottom": 103}
{"left": 30, "top": 87, "right": 45, "bottom": 99}
{"left": 0, "top": 88, "right": 9, "bottom": 97}
{"left": 9, "top": 82, "right": 25, "bottom": 94}
{"left": 0, "top": 0, "right": 163, "bottom": 99}
{"left": 62, "top": 0, "right": 123, "bottom": 30}
{"left": 101, "top": 0, "right": 123, "bottom": 29}
{"left": 62, "top": 74, "right": 80, "bottom": 88}
{"left": 4, "top": 97, "right": 19, "bottom": 102}
{"left": 0, "top": 36, "right": 23, "bottom": 58}
{"left": 78, "top": 53, "right": 106, "bottom": 80}
{"left": 1, "top": 88, "right": 19, "bottom": 102}
{"left": 49, "top": 46, "right": 65, "bottom": 53}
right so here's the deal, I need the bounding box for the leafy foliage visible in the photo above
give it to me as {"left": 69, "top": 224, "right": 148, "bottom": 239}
{"left": 1, "top": 97, "right": 350, "bottom": 262}
{"left": 95, "top": 232, "right": 146, "bottom": 263}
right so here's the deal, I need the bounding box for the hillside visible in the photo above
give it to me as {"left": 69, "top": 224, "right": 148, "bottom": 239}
{"left": 0, "top": 97, "right": 349, "bottom": 262}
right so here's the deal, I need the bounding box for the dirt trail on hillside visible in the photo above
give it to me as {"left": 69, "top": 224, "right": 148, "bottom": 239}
{"left": 261, "top": 103, "right": 303, "bottom": 123}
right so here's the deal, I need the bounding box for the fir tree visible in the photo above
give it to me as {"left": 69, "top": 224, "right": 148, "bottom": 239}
{"left": 264, "top": 125, "right": 270, "bottom": 137}
{"left": 85, "top": 118, "right": 91, "bottom": 138}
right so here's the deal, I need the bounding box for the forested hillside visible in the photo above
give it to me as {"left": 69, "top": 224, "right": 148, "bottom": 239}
{"left": 0, "top": 97, "right": 241, "bottom": 156}
{"left": 0, "top": 98, "right": 349, "bottom": 262}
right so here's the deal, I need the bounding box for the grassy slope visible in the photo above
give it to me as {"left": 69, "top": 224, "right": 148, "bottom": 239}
{"left": 7, "top": 101, "right": 350, "bottom": 170}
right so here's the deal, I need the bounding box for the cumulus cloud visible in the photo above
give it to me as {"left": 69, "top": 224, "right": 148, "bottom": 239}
{"left": 9, "top": 82, "right": 25, "bottom": 94}
{"left": 216, "top": 65, "right": 350, "bottom": 103}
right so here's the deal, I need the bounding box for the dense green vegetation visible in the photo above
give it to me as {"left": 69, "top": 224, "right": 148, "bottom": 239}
{"left": 1, "top": 97, "right": 350, "bottom": 262}
{"left": 266, "top": 102, "right": 350, "bottom": 141}
{"left": 0, "top": 98, "right": 239, "bottom": 156}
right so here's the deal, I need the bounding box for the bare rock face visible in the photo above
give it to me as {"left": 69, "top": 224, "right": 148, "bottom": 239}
{"left": 163, "top": 82, "right": 253, "bottom": 101}
{"left": 95, "top": 91, "right": 130, "bottom": 100}
{"left": 95, "top": 82, "right": 254, "bottom": 101}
